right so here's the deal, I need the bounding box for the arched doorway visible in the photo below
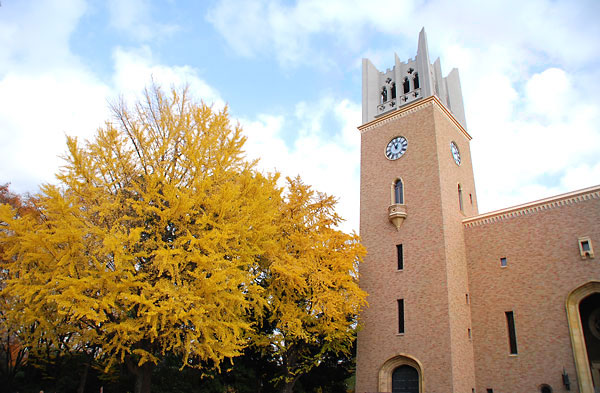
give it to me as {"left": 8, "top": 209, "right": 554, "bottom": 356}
{"left": 392, "top": 365, "right": 419, "bottom": 393}
{"left": 580, "top": 293, "right": 600, "bottom": 390}
{"left": 378, "top": 354, "right": 423, "bottom": 393}
{"left": 566, "top": 281, "right": 600, "bottom": 393}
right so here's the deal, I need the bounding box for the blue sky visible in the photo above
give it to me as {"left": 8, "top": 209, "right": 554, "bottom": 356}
{"left": 1, "top": 0, "right": 599, "bottom": 233}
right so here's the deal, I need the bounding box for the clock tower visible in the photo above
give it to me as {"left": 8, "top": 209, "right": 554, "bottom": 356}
{"left": 355, "top": 29, "right": 478, "bottom": 393}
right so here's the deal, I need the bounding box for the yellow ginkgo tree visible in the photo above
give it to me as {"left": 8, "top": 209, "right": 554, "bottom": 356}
{"left": 261, "top": 177, "right": 367, "bottom": 393}
{"left": 0, "top": 86, "right": 281, "bottom": 393}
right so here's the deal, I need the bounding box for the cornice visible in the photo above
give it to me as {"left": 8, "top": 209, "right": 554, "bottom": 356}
{"left": 463, "top": 185, "right": 600, "bottom": 228}
{"left": 357, "top": 95, "right": 472, "bottom": 140}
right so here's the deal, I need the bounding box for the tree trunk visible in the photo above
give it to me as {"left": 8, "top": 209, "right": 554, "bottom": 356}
{"left": 76, "top": 361, "right": 89, "bottom": 393}
{"left": 133, "top": 362, "right": 154, "bottom": 393}
{"left": 280, "top": 375, "right": 300, "bottom": 393}
{"left": 280, "top": 345, "right": 301, "bottom": 393}
{"left": 127, "top": 357, "right": 154, "bottom": 393}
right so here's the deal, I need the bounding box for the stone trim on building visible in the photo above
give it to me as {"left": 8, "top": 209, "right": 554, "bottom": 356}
{"left": 566, "top": 281, "right": 600, "bottom": 393}
{"left": 463, "top": 185, "right": 600, "bottom": 228}
{"left": 357, "top": 95, "right": 472, "bottom": 141}
{"left": 377, "top": 354, "right": 425, "bottom": 393}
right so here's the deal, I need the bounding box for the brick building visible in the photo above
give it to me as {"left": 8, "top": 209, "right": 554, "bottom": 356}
{"left": 355, "top": 29, "right": 600, "bottom": 393}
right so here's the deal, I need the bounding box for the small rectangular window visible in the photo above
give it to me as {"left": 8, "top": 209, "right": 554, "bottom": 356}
{"left": 505, "top": 311, "right": 518, "bottom": 354}
{"left": 487, "top": 389, "right": 493, "bottom": 393}
{"left": 466, "top": 293, "right": 470, "bottom": 304}
{"left": 398, "top": 299, "right": 405, "bottom": 334}
{"left": 468, "top": 328, "right": 472, "bottom": 339}
{"left": 582, "top": 240, "right": 591, "bottom": 251}
{"left": 500, "top": 257, "right": 507, "bottom": 267}
{"left": 578, "top": 236, "right": 594, "bottom": 259}
{"left": 397, "top": 244, "right": 403, "bottom": 270}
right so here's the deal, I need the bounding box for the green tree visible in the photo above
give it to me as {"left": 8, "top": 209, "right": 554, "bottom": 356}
{"left": 0, "top": 86, "right": 281, "bottom": 393}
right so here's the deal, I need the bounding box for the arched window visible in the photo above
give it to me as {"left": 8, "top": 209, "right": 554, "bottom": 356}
{"left": 391, "top": 82, "right": 396, "bottom": 99}
{"left": 394, "top": 179, "right": 404, "bottom": 204}
{"left": 392, "top": 365, "right": 419, "bottom": 393}
{"left": 540, "top": 384, "right": 552, "bottom": 393}
{"left": 413, "top": 73, "right": 420, "bottom": 89}
{"left": 458, "top": 184, "right": 463, "bottom": 211}
{"left": 403, "top": 77, "right": 410, "bottom": 94}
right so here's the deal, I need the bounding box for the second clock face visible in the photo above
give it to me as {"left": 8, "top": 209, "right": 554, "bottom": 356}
{"left": 386, "top": 136, "right": 408, "bottom": 160}
{"left": 450, "top": 142, "right": 461, "bottom": 165}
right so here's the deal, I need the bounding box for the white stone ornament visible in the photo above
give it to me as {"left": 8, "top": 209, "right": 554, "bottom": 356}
{"left": 386, "top": 136, "right": 408, "bottom": 160}
{"left": 450, "top": 141, "right": 461, "bottom": 165}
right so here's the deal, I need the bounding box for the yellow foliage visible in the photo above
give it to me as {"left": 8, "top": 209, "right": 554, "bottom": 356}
{"left": 262, "top": 176, "right": 367, "bottom": 382}
{"left": 0, "top": 85, "right": 281, "bottom": 372}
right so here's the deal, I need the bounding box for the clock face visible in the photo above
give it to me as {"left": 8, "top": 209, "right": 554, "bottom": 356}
{"left": 386, "top": 136, "right": 408, "bottom": 160}
{"left": 450, "top": 142, "right": 461, "bottom": 165}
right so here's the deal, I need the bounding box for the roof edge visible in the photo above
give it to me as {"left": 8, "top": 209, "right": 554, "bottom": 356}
{"left": 463, "top": 184, "right": 600, "bottom": 227}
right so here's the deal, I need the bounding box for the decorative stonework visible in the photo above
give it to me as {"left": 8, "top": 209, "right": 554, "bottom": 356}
{"left": 388, "top": 203, "right": 407, "bottom": 230}
{"left": 359, "top": 97, "right": 432, "bottom": 134}
{"left": 566, "top": 281, "right": 600, "bottom": 393}
{"left": 463, "top": 185, "right": 600, "bottom": 228}
{"left": 378, "top": 354, "right": 424, "bottom": 393}
{"left": 359, "top": 96, "right": 472, "bottom": 142}
{"left": 377, "top": 97, "right": 398, "bottom": 115}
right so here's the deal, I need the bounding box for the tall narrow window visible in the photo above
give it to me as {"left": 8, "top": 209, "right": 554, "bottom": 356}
{"left": 398, "top": 299, "right": 405, "bottom": 334}
{"left": 403, "top": 77, "right": 410, "bottom": 94}
{"left": 413, "top": 73, "right": 420, "bottom": 89}
{"left": 394, "top": 179, "right": 404, "bottom": 204}
{"left": 391, "top": 82, "right": 397, "bottom": 99}
{"left": 381, "top": 86, "right": 388, "bottom": 103}
{"left": 396, "top": 244, "right": 403, "bottom": 270}
{"left": 505, "top": 311, "right": 518, "bottom": 354}
{"left": 458, "top": 184, "right": 464, "bottom": 211}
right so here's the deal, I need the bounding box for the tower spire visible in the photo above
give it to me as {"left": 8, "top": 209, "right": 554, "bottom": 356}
{"left": 361, "top": 28, "right": 467, "bottom": 128}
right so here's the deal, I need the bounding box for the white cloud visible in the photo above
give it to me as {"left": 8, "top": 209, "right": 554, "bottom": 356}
{"left": 469, "top": 65, "right": 600, "bottom": 213}
{"left": 0, "top": 0, "right": 109, "bottom": 193}
{"left": 107, "top": 0, "right": 179, "bottom": 42}
{"left": 561, "top": 162, "right": 600, "bottom": 191}
{"left": 207, "top": 0, "right": 599, "bottom": 71}
{"left": 0, "top": 69, "right": 111, "bottom": 193}
{"left": 525, "top": 68, "right": 570, "bottom": 120}
{"left": 0, "top": 0, "right": 87, "bottom": 73}
{"left": 206, "top": 0, "right": 417, "bottom": 67}
{"left": 242, "top": 97, "right": 362, "bottom": 233}
{"left": 111, "top": 46, "right": 224, "bottom": 109}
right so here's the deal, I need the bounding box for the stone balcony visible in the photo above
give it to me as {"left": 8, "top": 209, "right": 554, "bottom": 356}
{"left": 388, "top": 203, "right": 407, "bottom": 230}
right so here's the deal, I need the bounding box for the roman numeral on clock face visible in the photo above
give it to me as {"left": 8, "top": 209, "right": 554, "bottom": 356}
{"left": 386, "top": 136, "right": 407, "bottom": 160}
